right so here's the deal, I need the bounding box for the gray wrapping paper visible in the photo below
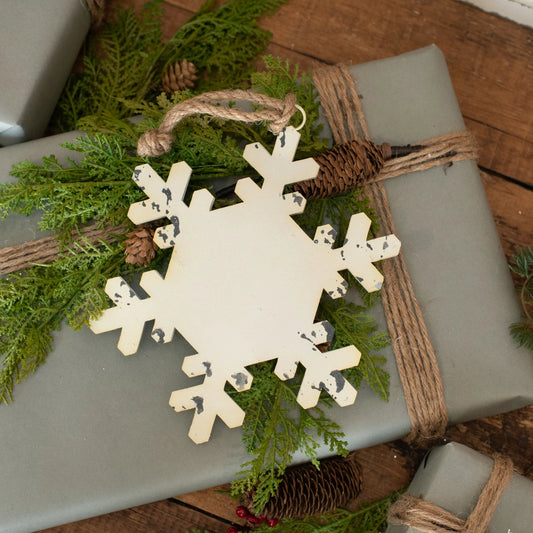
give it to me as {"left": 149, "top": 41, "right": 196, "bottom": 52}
{"left": 0, "top": 0, "right": 90, "bottom": 146}
{"left": 0, "top": 45, "right": 531, "bottom": 532}
{"left": 386, "top": 442, "right": 533, "bottom": 533}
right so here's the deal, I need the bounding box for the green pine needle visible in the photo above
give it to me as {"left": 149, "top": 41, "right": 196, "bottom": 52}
{"left": 51, "top": 0, "right": 289, "bottom": 132}
{"left": 253, "top": 490, "right": 403, "bottom": 533}
{"left": 509, "top": 246, "right": 533, "bottom": 350}
{"left": 230, "top": 362, "right": 349, "bottom": 512}
{"left": 0, "top": 240, "right": 126, "bottom": 403}
{"left": 1, "top": 4, "right": 394, "bottom": 513}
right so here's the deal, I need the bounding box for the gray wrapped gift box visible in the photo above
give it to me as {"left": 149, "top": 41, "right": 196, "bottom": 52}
{"left": 0, "top": 45, "right": 532, "bottom": 532}
{"left": 0, "top": 0, "right": 90, "bottom": 146}
{"left": 386, "top": 442, "right": 533, "bottom": 533}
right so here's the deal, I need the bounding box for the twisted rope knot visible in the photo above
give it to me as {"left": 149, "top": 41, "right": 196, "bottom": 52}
{"left": 269, "top": 93, "right": 298, "bottom": 134}
{"left": 137, "top": 129, "right": 174, "bottom": 158}
{"left": 137, "top": 90, "right": 299, "bottom": 158}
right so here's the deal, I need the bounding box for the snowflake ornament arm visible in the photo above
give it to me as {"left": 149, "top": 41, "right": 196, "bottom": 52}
{"left": 90, "top": 126, "right": 400, "bottom": 443}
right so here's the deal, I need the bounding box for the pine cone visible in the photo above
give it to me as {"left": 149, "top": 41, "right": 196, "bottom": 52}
{"left": 124, "top": 224, "right": 157, "bottom": 267}
{"left": 162, "top": 59, "right": 199, "bottom": 93}
{"left": 243, "top": 452, "right": 363, "bottom": 519}
{"left": 294, "top": 140, "right": 390, "bottom": 199}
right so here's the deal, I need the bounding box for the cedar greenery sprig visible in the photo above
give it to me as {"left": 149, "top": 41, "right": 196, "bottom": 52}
{"left": 0, "top": 49, "right": 330, "bottom": 404}
{"left": 252, "top": 491, "right": 403, "bottom": 533}
{"left": 51, "top": 0, "right": 288, "bottom": 132}
{"left": 229, "top": 361, "right": 350, "bottom": 512}
{"left": 0, "top": 240, "right": 126, "bottom": 403}
{"left": 230, "top": 216, "right": 391, "bottom": 512}
{"left": 509, "top": 246, "right": 533, "bottom": 350}
{"left": 0, "top": 0, "right": 393, "bottom": 513}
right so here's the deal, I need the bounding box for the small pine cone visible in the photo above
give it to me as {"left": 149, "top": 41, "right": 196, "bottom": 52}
{"left": 243, "top": 452, "right": 363, "bottom": 519}
{"left": 295, "top": 140, "right": 390, "bottom": 199}
{"left": 162, "top": 59, "right": 199, "bottom": 93}
{"left": 124, "top": 224, "right": 157, "bottom": 267}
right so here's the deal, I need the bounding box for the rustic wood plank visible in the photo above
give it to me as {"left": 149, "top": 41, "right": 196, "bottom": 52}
{"left": 37, "top": 498, "right": 233, "bottom": 533}
{"left": 480, "top": 169, "right": 533, "bottom": 255}
{"left": 177, "top": 483, "right": 245, "bottom": 524}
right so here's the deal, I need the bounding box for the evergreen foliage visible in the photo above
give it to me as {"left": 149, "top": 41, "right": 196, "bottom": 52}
{"left": 51, "top": 0, "right": 288, "bottom": 132}
{"left": 253, "top": 491, "right": 403, "bottom": 532}
{"left": 0, "top": 240, "right": 127, "bottom": 403}
{"left": 0, "top": 0, "right": 393, "bottom": 511}
{"left": 509, "top": 246, "right": 533, "bottom": 350}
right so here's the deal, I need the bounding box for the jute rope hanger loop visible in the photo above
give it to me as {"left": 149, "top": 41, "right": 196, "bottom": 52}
{"left": 137, "top": 90, "right": 302, "bottom": 158}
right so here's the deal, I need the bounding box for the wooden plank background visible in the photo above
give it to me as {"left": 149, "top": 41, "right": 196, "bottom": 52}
{"left": 40, "top": 0, "right": 532, "bottom": 531}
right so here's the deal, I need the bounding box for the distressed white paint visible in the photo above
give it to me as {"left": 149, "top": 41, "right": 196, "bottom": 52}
{"left": 90, "top": 127, "right": 401, "bottom": 443}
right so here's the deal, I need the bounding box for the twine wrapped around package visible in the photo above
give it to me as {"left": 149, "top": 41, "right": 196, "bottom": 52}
{"left": 387, "top": 454, "right": 514, "bottom": 533}
{"left": 312, "top": 64, "right": 477, "bottom": 444}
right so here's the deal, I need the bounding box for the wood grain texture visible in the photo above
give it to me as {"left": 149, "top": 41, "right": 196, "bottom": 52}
{"left": 38, "top": 0, "right": 532, "bottom": 531}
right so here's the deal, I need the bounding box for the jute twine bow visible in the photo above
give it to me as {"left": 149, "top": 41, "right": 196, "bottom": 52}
{"left": 137, "top": 90, "right": 299, "bottom": 157}
{"left": 388, "top": 454, "right": 514, "bottom": 533}
{"left": 312, "top": 64, "right": 476, "bottom": 444}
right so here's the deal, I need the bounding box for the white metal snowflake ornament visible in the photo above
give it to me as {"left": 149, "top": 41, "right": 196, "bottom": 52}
{"left": 90, "top": 126, "right": 400, "bottom": 443}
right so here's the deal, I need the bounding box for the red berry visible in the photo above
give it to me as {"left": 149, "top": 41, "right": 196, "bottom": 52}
{"left": 247, "top": 514, "right": 262, "bottom": 524}
{"left": 235, "top": 505, "right": 249, "bottom": 518}
{"left": 227, "top": 527, "right": 239, "bottom": 533}
{"left": 266, "top": 518, "right": 279, "bottom": 527}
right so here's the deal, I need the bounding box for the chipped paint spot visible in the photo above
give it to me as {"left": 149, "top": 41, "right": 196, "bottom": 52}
{"left": 356, "top": 276, "right": 364, "bottom": 282}
{"left": 203, "top": 361, "right": 212, "bottom": 377}
{"left": 367, "top": 242, "right": 373, "bottom": 250}
{"left": 152, "top": 328, "right": 165, "bottom": 343}
{"left": 375, "top": 281, "right": 383, "bottom": 290}
{"left": 151, "top": 202, "right": 161, "bottom": 212}
{"left": 293, "top": 194, "right": 303, "bottom": 206}
{"left": 330, "top": 370, "right": 345, "bottom": 393}
{"left": 192, "top": 396, "right": 204, "bottom": 414}
{"left": 383, "top": 240, "right": 389, "bottom": 249}
{"left": 162, "top": 187, "right": 172, "bottom": 205}
{"left": 279, "top": 129, "right": 286, "bottom": 147}
{"left": 323, "top": 321, "right": 334, "bottom": 341}
{"left": 158, "top": 230, "right": 168, "bottom": 243}
{"left": 232, "top": 372, "right": 248, "bottom": 388}
{"left": 170, "top": 215, "right": 180, "bottom": 237}
{"left": 114, "top": 292, "right": 122, "bottom": 299}
{"left": 129, "top": 289, "right": 135, "bottom": 298}
{"left": 300, "top": 332, "right": 313, "bottom": 343}
{"left": 133, "top": 168, "right": 141, "bottom": 181}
